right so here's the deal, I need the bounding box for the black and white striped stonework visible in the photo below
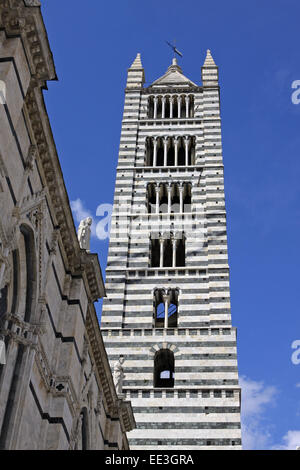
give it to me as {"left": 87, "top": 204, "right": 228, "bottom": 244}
{"left": 101, "top": 51, "right": 242, "bottom": 450}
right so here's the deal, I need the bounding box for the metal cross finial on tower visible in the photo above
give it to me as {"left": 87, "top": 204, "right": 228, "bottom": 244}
{"left": 166, "top": 40, "right": 183, "bottom": 59}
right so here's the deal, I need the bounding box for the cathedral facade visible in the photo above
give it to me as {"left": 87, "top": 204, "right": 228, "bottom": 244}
{"left": 101, "top": 52, "right": 242, "bottom": 449}
{"left": 0, "top": 0, "right": 134, "bottom": 450}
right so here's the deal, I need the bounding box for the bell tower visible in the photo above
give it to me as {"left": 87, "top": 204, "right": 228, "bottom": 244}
{"left": 101, "top": 51, "right": 242, "bottom": 450}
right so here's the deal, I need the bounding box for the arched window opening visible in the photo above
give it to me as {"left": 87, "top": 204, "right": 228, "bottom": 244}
{"left": 151, "top": 239, "right": 160, "bottom": 267}
{"left": 167, "top": 145, "right": 174, "bottom": 166}
{"left": 165, "top": 96, "right": 170, "bottom": 118}
{"left": 159, "top": 185, "right": 168, "bottom": 214}
{"left": 154, "top": 349, "right": 174, "bottom": 388}
{"left": 173, "top": 97, "right": 178, "bottom": 119}
{"left": 176, "top": 238, "right": 185, "bottom": 267}
{"left": 148, "top": 96, "right": 154, "bottom": 118}
{"left": 183, "top": 183, "right": 192, "bottom": 213}
{"left": 157, "top": 97, "right": 162, "bottom": 118}
{"left": 147, "top": 183, "right": 156, "bottom": 214}
{"left": 145, "top": 137, "right": 153, "bottom": 166}
{"left": 163, "top": 239, "right": 172, "bottom": 267}
{"left": 178, "top": 141, "right": 185, "bottom": 166}
{"left": 156, "top": 141, "right": 164, "bottom": 167}
{"left": 189, "top": 95, "right": 194, "bottom": 117}
{"left": 171, "top": 184, "right": 180, "bottom": 213}
{"left": 20, "top": 225, "right": 37, "bottom": 323}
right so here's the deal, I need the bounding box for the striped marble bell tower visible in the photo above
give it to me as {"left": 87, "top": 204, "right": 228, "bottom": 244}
{"left": 101, "top": 51, "right": 242, "bottom": 450}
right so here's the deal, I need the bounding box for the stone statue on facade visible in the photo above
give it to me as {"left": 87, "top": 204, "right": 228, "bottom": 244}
{"left": 113, "top": 356, "right": 125, "bottom": 396}
{"left": 77, "top": 217, "right": 92, "bottom": 252}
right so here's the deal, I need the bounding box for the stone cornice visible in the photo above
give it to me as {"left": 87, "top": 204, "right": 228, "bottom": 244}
{"left": 0, "top": 0, "right": 57, "bottom": 85}
{"left": 142, "top": 86, "right": 203, "bottom": 94}
{"left": 85, "top": 305, "right": 135, "bottom": 433}
{"left": 79, "top": 251, "right": 106, "bottom": 302}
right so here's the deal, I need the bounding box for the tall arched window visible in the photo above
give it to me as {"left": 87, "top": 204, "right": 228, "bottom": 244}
{"left": 154, "top": 349, "right": 174, "bottom": 388}
{"left": 20, "top": 225, "right": 37, "bottom": 323}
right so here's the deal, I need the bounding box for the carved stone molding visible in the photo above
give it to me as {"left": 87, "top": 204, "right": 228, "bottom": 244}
{"left": 23, "top": 0, "right": 41, "bottom": 6}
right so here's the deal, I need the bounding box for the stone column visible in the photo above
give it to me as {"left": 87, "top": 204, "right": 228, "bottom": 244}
{"left": 159, "top": 238, "right": 164, "bottom": 267}
{"left": 153, "top": 138, "right": 157, "bottom": 167}
{"left": 163, "top": 293, "right": 169, "bottom": 329}
{"left": 178, "top": 96, "right": 182, "bottom": 118}
{"left": 154, "top": 97, "right": 158, "bottom": 119}
{"left": 170, "top": 96, "right": 173, "bottom": 118}
{"left": 186, "top": 96, "right": 190, "bottom": 118}
{"left": 184, "top": 137, "right": 189, "bottom": 166}
{"left": 155, "top": 186, "right": 160, "bottom": 214}
{"left": 163, "top": 137, "right": 168, "bottom": 167}
{"left": 172, "top": 238, "right": 177, "bottom": 267}
{"left": 162, "top": 96, "right": 166, "bottom": 119}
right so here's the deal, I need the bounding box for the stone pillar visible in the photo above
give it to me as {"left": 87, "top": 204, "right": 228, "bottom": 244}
{"left": 178, "top": 96, "right": 182, "bottom": 118}
{"left": 163, "top": 293, "right": 169, "bottom": 329}
{"left": 172, "top": 239, "right": 177, "bottom": 267}
{"left": 154, "top": 97, "right": 158, "bottom": 119}
{"left": 153, "top": 138, "right": 157, "bottom": 167}
{"left": 186, "top": 96, "right": 190, "bottom": 118}
{"left": 159, "top": 238, "right": 164, "bottom": 267}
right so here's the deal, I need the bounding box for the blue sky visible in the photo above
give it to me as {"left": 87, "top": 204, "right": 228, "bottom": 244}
{"left": 41, "top": 0, "right": 300, "bottom": 449}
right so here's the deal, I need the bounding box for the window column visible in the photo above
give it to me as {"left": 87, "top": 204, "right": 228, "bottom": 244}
{"left": 162, "top": 96, "right": 166, "bottom": 119}
{"left": 172, "top": 239, "right": 177, "bottom": 267}
{"left": 167, "top": 185, "right": 172, "bottom": 213}
{"left": 154, "top": 96, "right": 158, "bottom": 119}
{"left": 178, "top": 96, "right": 182, "bottom": 118}
{"left": 153, "top": 138, "right": 158, "bottom": 167}
{"left": 185, "top": 96, "right": 190, "bottom": 118}
{"left": 159, "top": 237, "right": 164, "bottom": 267}
{"left": 163, "top": 292, "right": 169, "bottom": 329}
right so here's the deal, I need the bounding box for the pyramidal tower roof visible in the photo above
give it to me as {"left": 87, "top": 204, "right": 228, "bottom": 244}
{"left": 203, "top": 49, "right": 217, "bottom": 67}
{"left": 129, "top": 52, "right": 143, "bottom": 69}
{"left": 149, "top": 58, "right": 197, "bottom": 88}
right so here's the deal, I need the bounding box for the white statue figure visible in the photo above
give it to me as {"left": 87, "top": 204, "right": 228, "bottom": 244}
{"left": 113, "top": 356, "right": 125, "bottom": 395}
{"left": 77, "top": 217, "right": 92, "bottom": 252}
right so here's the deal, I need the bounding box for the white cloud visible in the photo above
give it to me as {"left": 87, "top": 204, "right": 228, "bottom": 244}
{"left": 274, "top": 430, "right": 300, "bottom": 450}
{"left": 240, "top": 376, "right": 278, "bottom": 450}
{"left": 70, "top": 198, "right": 96, "bottom": 237}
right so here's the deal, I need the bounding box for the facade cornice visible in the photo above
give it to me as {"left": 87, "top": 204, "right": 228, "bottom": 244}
{"left": 0, "top": 0, "right": 57, "bottom": 85}
{"left": 85, "top": 305, "right": 135, "bottom": 435}
{"left": 142, "top": 86, "right": 203, "bottom": 94}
